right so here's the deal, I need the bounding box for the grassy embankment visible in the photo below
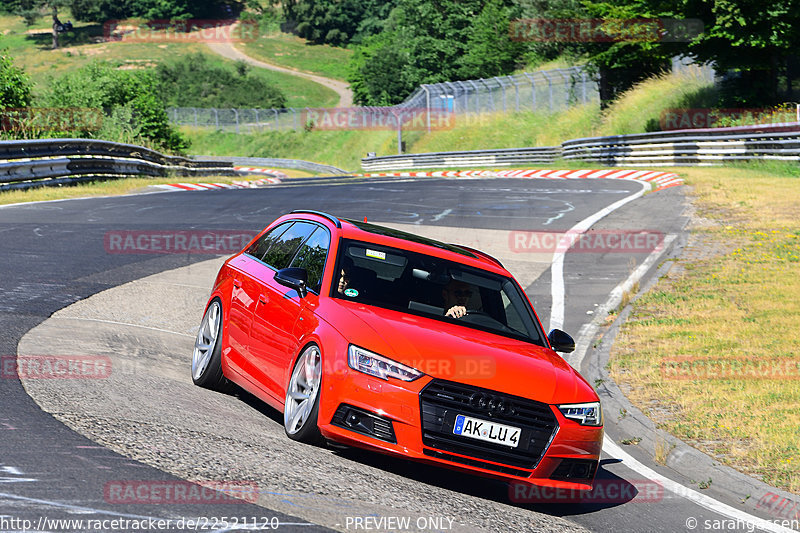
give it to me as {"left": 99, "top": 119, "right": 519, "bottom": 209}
{"left": 239, "top": 28, "right": 352, "bottom": 81}
{"left": 185, "top": 67, "right": 716, "bottom": 169}
{"left": 609, "top": 162, "right": 800, "bottom": 494}
{"left": 0, "top": 14, "right": 338, "bottom": 108}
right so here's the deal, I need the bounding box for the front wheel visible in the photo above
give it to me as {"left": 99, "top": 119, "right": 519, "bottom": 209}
{"left": 191, "top": 299, "right": 231, "bottom": 392}
{"left": 284, "top": 344, "right": 323, "bottom": 444}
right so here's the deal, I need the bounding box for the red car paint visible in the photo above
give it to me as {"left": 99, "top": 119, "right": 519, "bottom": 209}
{"left": 200, "top": 211, "right": 603, "bottom": 490}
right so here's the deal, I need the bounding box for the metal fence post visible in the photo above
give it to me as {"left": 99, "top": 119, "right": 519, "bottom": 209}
{"left": 422, "top": 85, "right": 431, "bottom": 132}
{"left": 512, "top": 76, "right": 520, "bottom": 112}
{"left": 213, "top": 108, "right": 219, "bottom": 129}
{"left": 523, "top": 73, "right": 536, "bottom": 111}
{"left": 497, "top": 77, "right": 507, "bottom": 114}
{"left": 581, "top": 71, "right": 587, "bottom": 105}
{"left": 541, "top": 71, "right": 553, "bottom": 111}
{"left": 193, "top": 108, "right": 198, "bottom": 127}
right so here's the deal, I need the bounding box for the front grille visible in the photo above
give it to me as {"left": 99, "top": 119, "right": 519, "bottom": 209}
{"left": 420, "top": 380, "right": 558, "bottom": 470}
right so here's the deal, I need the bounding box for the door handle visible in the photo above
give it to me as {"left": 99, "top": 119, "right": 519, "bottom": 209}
{"left": 233, "top": 279, "right": 241, "bottom": 288}
{"left": 258, "top": 294, "right": 268, "bottom": 304}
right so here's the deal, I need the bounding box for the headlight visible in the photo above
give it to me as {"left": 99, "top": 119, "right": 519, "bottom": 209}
{"left": 558, "top": 402, "right": 603, "bottom": 426}
{"left": 348, "top": 345, "right": 424, "bottom": 382}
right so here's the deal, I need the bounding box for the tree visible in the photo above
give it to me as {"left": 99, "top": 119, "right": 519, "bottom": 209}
{"left": 13, "top": 0, "right": 70, "bottom": 49}
{"left": 281, "top": 0, "right": 399, "bottom": 46}
{"left": 347, "top": 0, "right": 525, "bottom": 105}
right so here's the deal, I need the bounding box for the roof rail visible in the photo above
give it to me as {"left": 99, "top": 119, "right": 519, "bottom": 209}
{"left": 290, "top": 210, "right": 342, "bottom": 228}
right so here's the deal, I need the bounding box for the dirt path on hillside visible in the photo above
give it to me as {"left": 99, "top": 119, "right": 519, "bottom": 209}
{"left": 206, "top": 29, "right": 352, "bottom": 108}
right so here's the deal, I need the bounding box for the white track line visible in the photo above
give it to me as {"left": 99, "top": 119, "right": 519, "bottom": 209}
{"left": 548, "top": 178, "right": 649, "bottom": 332}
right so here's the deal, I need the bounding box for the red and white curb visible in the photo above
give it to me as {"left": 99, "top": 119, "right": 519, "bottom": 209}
{"left": 357, "top": 168, "right": 683, "bottom": 192}
{"left": 153, "top": 177, "right": 282, "bottom": 192}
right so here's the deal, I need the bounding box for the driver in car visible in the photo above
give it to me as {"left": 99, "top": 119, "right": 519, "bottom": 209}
{"left": 443, "top": 280, "right": 475, "bottom": 318}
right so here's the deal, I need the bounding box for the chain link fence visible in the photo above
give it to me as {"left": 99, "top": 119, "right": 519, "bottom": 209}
{"left": 168, "top": 66, "right": 600, "bottom": 133}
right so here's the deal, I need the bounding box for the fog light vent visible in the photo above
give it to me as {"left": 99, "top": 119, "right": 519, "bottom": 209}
{"left": 332, "top": 404, "right": 397, "bottom": 444}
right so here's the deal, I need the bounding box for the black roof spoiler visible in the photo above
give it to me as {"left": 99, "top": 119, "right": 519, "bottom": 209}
{"left": 290, "top": 210, "right": 342, "bottom": 228}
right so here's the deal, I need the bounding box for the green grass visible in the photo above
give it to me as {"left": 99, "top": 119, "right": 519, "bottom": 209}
{"left": 180, "top": 68, "right": 717, "bottom": 163}
{"left": 610, "top": 164, "right": 800, "bottom": 493}
{"left": 184, "top": 127, "right": 398, "bottom": 170}
{"left": 239, "top": 29, "right": 352, "bottom": 81}
{"left": 0, "top": 14, "right": 337, "bottom": 108}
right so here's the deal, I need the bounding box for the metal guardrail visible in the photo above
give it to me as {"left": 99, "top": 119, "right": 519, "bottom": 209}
{"left": 361, "top": 147, "right": 560, "bottom": 171}
{"left": 361, "top": 123, "right": 800, "bottom": 170}
{"left": 0, "top": 139, "right": 238, "bottom": 191}
{"left": 561, "top": 125, "right": 800, "bottom": 166}
{"left": 192, "top": 155, "right": 348, "bottom": 175}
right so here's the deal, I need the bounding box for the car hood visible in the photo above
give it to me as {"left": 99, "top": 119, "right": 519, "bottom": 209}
{"left": 320, "top": 299, "right": 597, "bottom": 404}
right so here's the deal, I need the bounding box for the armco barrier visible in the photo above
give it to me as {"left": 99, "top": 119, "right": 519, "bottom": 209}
{"left": 361, "top": 147, "right": 560, "bottom": 171}
{"left": 0, "top": 140, "right": 341, "bottom": 191}
{"left": 361, "top": 123, "right": 800, "bottom": 170}
{"left": 561, "top": 124, "right": 800, "bottom": 166}
{"left": 0, "top": 139, "right": 237, "bottom": 191}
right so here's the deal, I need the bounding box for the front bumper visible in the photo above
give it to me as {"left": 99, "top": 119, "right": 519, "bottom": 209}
{"left": 318, "top": 365, "right": 603, "bottom": 490}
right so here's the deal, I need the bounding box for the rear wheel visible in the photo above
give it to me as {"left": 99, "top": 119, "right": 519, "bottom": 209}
{"left": 284, "top": 344, "right": 323, "bottom": 444}
{"left": 191, "top": 299, "right": 231, "bottom": 392}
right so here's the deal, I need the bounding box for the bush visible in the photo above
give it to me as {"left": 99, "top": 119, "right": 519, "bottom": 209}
{"left": 0, "top": 51, "right": 33, "bottom": 109}
{"left": 155, "top": 53, "right": 287, "bottom": 109}
{"left": 46, "top": 61, "right": 188, "bottom": 152}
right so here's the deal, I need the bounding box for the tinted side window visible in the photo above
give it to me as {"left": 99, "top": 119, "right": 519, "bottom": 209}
{"left": 246, "top": 222, "right": 292, "bottom": 261}
{"left": 262, "top": 222, "right": 316, "bottom": 269}
{"left": 290, "top": 227, "right": 331, "bottom": 293}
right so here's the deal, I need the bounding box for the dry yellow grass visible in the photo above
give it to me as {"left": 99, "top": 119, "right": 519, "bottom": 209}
{"left": 609, "top": 163, "right": 800, "bottom": 493}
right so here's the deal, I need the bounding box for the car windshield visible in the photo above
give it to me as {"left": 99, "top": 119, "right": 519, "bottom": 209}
{"left": 331, "top": 239, "right": 544, "bottom": 345}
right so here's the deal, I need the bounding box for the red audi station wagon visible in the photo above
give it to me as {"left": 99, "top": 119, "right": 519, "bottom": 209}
{"left": 191, "top": 210, "right": 603, "bottom": 490}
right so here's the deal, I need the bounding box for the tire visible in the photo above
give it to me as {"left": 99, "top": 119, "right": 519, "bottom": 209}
{"left": 191, "top": 299, "right": 232, "bottom": 392}
{"left": 284, "top": 344, "right": 323, "bottom": 444}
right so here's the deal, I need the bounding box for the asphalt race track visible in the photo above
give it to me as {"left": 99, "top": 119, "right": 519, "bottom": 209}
{"left": 0, "top": 176, "right": 787, "bottom": 532}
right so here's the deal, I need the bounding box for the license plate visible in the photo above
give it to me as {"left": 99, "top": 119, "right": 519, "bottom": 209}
{"left": 453, "top": 414, "right": 521, "bottom": 448}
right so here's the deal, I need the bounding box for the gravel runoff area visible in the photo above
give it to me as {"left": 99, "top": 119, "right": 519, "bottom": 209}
{"left": 18, "top": 228, "right": 584, "bottom": 533}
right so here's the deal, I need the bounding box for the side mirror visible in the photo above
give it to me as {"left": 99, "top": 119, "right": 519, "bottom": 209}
{"left": 548, "top": 329, "right": 575, "bottom": 353}
{"left": 274, "top": 267, "right": 308, "bottom": 298}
